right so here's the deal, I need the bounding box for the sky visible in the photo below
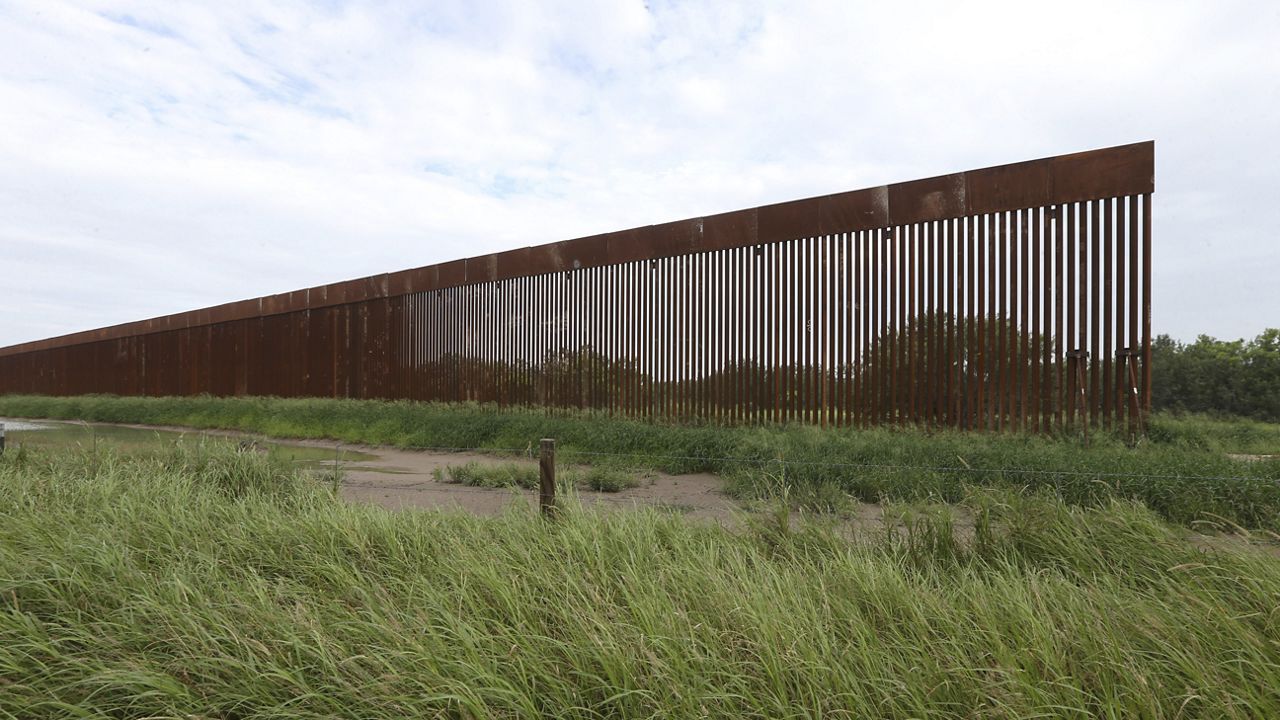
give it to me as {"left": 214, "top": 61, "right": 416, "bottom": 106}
{"left": 0, "top": 0, "right": 1277, "bottom": 348}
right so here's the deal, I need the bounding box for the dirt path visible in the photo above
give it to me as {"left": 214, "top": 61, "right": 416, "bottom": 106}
{"left": 331, "top": 444, "right": 738, "bottom": 521}
{"left": 8, "top": 419, "right": 744, "bottom": 522}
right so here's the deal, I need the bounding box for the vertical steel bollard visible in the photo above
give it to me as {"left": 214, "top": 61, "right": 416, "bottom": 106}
{"left": 539, "top": 438, "right": 556, "bottom": 519}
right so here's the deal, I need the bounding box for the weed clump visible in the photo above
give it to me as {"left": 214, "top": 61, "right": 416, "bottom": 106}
{"left": 434, "top": 461, "right": 539, "bottom": 489}
{"left": 434, "top": 461, "right": 641, "bottom": 493}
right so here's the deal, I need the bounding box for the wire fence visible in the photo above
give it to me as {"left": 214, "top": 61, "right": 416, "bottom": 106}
{"left": 379, "top": 443, "right": 1275, "bottom": 485}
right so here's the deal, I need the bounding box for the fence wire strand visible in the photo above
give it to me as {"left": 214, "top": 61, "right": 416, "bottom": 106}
{"left": 390, "top": 445, "right": 1273, "bottom": 485}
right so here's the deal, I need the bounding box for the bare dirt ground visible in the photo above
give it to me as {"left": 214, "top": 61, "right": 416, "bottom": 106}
{"left": 331, "top": 445, "right": 740, "bottom": 522}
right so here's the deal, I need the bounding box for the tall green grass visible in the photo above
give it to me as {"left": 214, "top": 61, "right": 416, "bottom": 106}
{"left": 3, "top": 394, "right": 1279, "bottom": 530}
{"left": 2, "top": 443, "right": 1279, "bottom": 717}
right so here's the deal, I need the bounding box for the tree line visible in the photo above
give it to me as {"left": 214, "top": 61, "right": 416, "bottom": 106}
{"left": 1151, "top": 328, "right": 1280, "bottom": 422}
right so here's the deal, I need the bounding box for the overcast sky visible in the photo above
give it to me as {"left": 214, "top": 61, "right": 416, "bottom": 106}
{"left": 1, "top": 0, "right": 1276, "bottom": 348}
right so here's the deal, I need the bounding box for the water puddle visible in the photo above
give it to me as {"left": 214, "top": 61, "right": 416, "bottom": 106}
{"left": 0, "top": 418, "right": 53, "bottom": 431}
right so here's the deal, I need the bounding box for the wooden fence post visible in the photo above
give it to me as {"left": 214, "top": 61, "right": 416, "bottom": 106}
{"left": 0, "top": 422, "right": 5, "bottom": 454}
{"left": 539, "top": 438, "right": 556, "bottom": 518}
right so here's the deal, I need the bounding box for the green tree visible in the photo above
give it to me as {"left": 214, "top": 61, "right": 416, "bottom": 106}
{"left": 1151, "top": 329, "right": 1280, "bottom": 422}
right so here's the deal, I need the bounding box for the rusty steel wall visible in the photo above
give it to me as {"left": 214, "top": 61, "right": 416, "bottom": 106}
{"left": 0, "top": 142, "right": 1154, "bottom": 432}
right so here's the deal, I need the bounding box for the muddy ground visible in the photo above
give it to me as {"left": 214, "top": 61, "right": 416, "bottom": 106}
{"left": 329, "top": 444, "right": 740, "bottom": 521}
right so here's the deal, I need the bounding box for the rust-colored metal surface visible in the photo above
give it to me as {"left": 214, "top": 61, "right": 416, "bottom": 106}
{"left": 0, "top": 142, "right": 1154, "bottom": 432}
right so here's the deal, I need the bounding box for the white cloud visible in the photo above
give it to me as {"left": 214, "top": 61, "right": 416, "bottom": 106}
{"left": 1, "top": 0, "right": 1278, "bottom": 346}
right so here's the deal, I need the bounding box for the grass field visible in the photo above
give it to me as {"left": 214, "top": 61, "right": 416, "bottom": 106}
{"left": 2, "top": 440, "right": 1279, "bottom": 718}
{"left": 3, "top": 394, "right": 1279, "bottom": 531}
